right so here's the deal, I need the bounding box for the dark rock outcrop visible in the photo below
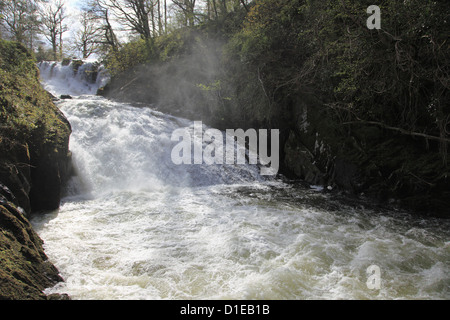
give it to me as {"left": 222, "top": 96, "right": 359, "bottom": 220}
{"left": 0, "top": 185, "right": 65, "bottom": 300}
{"left": 281, "top": 94, "right": 450, "bottom": 217}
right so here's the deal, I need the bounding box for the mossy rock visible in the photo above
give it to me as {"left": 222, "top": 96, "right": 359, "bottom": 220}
{"left": 0, "top": 203, "right": 63, "bottom": 300}
{"left": 0, "top": 39, "right": 71, "bottom": 299}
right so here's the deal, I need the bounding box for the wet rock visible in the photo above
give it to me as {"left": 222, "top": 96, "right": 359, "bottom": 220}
{"left": 61, "top": 58, "right": 72, "bottom": 66}
{"left": 47, "top": 293, "right": 71, "bottom": 300}
{"left": 0, "top": 183, "right": 15, "bottom": 203}
{"left": 71, "top": 59, "right": 84, "bottom": 74}
{"left": 284, "top": 130, "right": 327, "bottom": 186}
{"left": 0, "top": 141, "right": 32, "bottom": 215}
{"left": 0, "top": 200, "right": 65, "bottom": 300}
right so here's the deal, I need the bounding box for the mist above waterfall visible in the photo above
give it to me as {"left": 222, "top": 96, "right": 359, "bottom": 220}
{"left": 100, "top": 36, "right": 242, "bottom": 127}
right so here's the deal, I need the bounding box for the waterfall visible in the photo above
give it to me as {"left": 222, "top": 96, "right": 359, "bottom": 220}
{"left": 31, "top": 60, "right": 450, "bottom": 300}
{"left": 58, "top": 97, "right": 266, "bottom": 199}
{"left": 39, "top": 60, "right": 110, "bottom": 97}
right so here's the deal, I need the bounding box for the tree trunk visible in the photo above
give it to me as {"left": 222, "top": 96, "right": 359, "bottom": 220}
{"left": 157, "top": 0, "right": 162, "bottom": 35}
{"left": 52, "top": 35, "right": 57, "bottom": 60}
{"left": 59, "top": 19, "right": 63, "bottom": 59}
{"left": 212, "top": 0, "right": 218, "bottom": 19}
{"left": 151, "top": 3, "right": 156, "bottom": 37}
{"left": 240, "top": 0, "right": 249, "bottom": 12}
{"left": 164, "top": 0, "right": 167, "bottom": 34}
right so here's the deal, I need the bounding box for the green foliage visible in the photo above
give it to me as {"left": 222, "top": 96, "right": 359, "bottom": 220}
{"left": 220, "top": 0, "right": 449, "bottom": 211}
{"left": 227, "top": 0, "right": 449, "bottom": 143}
{"left": 154, "top": 29, "right": 189, "bottom": 62}
{"left": 35, "top": 45, "right": 57, "bottom": 62}
{"left": 105, "top": 27, "right": 214, "bottom": 78}
{"left": 0, "top": 39, "right": 36, "bottom": 74}
{"left": 221, "top": 0, "right": 315, "bottom": 126}
{"left": 105, "top": 39, "right": 153, "bottom": 76}
{"left": 196, "top": 79, "right": 221, "bottom": 91}
{"left": 102, "top": 0, "right": 448, "bottom": 212}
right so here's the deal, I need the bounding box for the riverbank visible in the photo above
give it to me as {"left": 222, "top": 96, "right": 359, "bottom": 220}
{"left": 0, "top": 40, "right": 71, "bottom": 299}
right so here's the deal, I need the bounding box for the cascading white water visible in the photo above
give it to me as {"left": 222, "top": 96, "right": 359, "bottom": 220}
{"left": 31, "top": 62, "right": 450, "bottom": 300}
{"left": 39, "top": 60, "right": 110, "bottom": 96}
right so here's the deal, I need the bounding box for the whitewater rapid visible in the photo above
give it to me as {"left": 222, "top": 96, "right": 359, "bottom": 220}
{"left": 31, "top": 61, "right": 450, "bottom": 300}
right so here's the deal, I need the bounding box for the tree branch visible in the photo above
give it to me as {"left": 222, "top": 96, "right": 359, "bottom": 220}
{"left": 341, "top": 120, "right": 450, "bottom": 143}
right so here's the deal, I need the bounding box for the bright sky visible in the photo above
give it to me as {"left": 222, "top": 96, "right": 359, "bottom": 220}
{"left": 60, "top": 0, "right": 177, "bottom": 58}
{"left": 65, "top": 0, "right": 84, "bottom": 11}
{"left": 61, "top": 1, "right": 82, "bottom": 57}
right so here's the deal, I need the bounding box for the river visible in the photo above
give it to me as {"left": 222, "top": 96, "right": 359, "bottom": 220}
{"left": 31, "top": 61, "right": 450, "bottom": 300}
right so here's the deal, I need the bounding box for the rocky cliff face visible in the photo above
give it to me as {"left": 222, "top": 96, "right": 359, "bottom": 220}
{"left": 0, "top": 185, "right": 65, "bottom": 299}
{"left": 0, "top": 40, "right": 71, "bottom": 299}
{"left": 281, "top": 94, "right": 450, "bottom": 217}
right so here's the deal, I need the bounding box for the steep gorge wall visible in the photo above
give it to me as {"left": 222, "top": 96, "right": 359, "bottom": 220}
{"left": 281, "top": 94, "right": 450, "bottom": 217}
{"left": 0, "top": 40, "right": 71, "bottom": 299}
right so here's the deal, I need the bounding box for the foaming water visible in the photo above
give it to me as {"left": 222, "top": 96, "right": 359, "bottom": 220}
{"left": 39, "top": 61, "right": 109, "bottom": 96}
{"left": 32, "top": 69, "right": 450, "bottom": 299}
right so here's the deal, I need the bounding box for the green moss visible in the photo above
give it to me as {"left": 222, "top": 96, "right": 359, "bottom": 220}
{"left": 0, "top": 205, "right": 54, "bottom": 300}
{"left": 0, "top": 39, "right": 71, "bottom": 154}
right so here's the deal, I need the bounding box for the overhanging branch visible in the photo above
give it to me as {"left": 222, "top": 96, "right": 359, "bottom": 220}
{"left": 341, "top": 120, "right": 450, "bottom": 143}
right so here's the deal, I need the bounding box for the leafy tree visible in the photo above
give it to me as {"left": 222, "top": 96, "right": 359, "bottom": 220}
{"left": 223, "top": 0, "right": 449, "bottom": 210}
{"left": 105, "top": 38, "right": 151, "bottom": 75}
{"left": 35, "top": 44, "right": 55, "bottom": 61}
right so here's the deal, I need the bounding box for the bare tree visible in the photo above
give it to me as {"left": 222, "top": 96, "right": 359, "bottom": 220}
{"left": 40, "top": 0, "right": 68, "bottom": 60}
{"left": 74, "top": 10, "right": 100, "bottom": 58}
{"left": 103, "top": 0, "right": 155, "bottom": 40}
{"left": 172, "top": 0, "right": 196, "bottom": 27}
{"left": 0, "top": 0, "right": 41, "bottom": 49}
{"left": 88, "top": 0, "right": 120, "bottom": 53}
{"left": 164, "top": 0, "right": 167, "bottom": 33}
